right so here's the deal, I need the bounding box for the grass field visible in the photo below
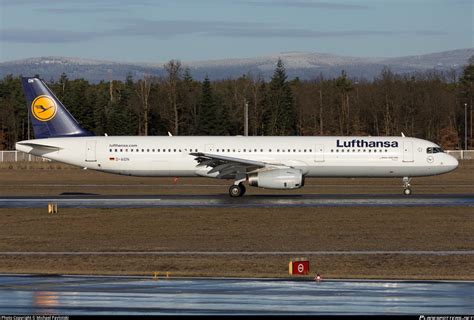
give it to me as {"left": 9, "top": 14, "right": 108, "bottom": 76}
{"left": 0, "top": 161, "right": 472, "bottom": 279}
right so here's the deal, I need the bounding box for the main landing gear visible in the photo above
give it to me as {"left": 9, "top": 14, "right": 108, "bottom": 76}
{"left": 402, "top": 177, "right": 412, "bottom": 195}
{"left": 229, "top": 182, "right": 246, "bottom": 197}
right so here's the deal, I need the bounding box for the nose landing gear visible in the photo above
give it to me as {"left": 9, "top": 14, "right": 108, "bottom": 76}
{"left": 402, "top": 177, "right": 412, "bottom": 195}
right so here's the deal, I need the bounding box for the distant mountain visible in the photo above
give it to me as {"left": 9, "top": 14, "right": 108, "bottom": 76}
{"left": 1, "top": 48, "right": 472, "bottom": 83}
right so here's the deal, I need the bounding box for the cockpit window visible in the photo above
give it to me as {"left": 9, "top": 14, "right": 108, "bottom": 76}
{"left": 426, "top": 147, "right": 444, "bottom": 154}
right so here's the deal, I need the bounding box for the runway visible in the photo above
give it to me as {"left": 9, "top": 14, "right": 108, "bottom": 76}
{"left": 0, "top": 193, "right": 473, "bottom": 208}
{"left": 1, "top": 275, "right": 472, "bottom": 315}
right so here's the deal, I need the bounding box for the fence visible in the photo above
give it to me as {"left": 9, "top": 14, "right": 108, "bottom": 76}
{"left": 1, "top": 150, "right": 473, "bottom": 162}
{"left": 446, "top": 150, "right": 474, "bottom": 160}
{"left": 0, "top": 151, "right": 50, "bottom": 162}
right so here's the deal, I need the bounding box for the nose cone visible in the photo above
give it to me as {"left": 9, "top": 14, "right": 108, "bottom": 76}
{"left": 446, "top": 154, "right": 459, "bottom": 172}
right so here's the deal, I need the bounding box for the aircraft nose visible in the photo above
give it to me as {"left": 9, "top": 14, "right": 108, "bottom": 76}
{"left": 447, "top": 154, "right": 459, "bottom": 170}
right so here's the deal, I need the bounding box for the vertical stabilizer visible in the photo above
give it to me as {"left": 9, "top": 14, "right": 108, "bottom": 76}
{"left": 21, "top": 77, "right": 93, "bottom": 138}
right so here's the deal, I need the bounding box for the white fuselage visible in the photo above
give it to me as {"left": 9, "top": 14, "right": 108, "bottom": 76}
{"left": 16, "top": 136, "right": 458, "bottom": 178}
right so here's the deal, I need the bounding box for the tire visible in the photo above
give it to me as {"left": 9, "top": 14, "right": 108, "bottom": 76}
{"left": 229, "top": 185, "right": 243, "bottom": 197}
{"left": 403, "top": 188, "right": 412, "bottom": 196}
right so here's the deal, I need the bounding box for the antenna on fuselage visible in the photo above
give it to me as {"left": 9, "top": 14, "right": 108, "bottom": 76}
{"left": 168, "top": 132, "right": 173, "bottom": 136}
{"left": 401, "top": 132, "right": 406, "bottom": 137}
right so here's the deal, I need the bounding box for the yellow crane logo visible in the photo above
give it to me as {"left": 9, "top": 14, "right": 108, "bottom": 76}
{"left": 31, "top": 95, "right": 57, "bottom": 121}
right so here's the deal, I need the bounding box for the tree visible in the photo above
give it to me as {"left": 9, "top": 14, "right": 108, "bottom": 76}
{"left": 197, "top": 76, "right": 218, "bottom": 135}
{"left": 180, "top": 68, "right": 200, "bottom": 135}
{"left": 135, "top": 76, "right": 153, "bottom": 136}
{"left": 459, "top": 57, "right": 474, "bottom": 148}
{"left": 164, "top": 60, "right": 182, "bottom": 135}
{"left": 267, "top": 58, "right": 296, "bottom": 135}
{"left": 335, "top": 70, "right": 353, "bottom": 135}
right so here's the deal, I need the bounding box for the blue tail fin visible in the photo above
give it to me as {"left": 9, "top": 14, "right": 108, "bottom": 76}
{"left": 21, "top": 77, "right": 93, "bottom": 139}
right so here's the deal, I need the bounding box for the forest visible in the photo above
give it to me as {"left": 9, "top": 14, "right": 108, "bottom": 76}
{"left": 0, "top": 57, "right": 473, "bottom": 151}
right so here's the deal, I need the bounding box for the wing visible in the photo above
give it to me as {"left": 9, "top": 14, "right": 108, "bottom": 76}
{"left": 190, "top": 152, "right": 286, "bottom": 180}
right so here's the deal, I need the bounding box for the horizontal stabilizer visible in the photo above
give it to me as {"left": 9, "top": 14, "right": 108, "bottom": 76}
{"left": 16, "top": 142, "right": 61, "bottom": 151}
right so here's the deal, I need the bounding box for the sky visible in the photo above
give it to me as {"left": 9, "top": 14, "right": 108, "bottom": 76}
{"left": 0, "top": 0, "right": 472, "bottom": 63}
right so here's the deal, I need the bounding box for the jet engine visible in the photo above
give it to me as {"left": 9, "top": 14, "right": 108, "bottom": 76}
{"left": 248, "top": 169, "right": 304, "bottom": 189}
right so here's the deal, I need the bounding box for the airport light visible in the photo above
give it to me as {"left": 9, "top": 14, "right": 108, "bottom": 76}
{"left": 465, "top": 103, "right": 468, "bottom": 150}
{"left": 244, "top": 98, "right": 249, "bottom": 136}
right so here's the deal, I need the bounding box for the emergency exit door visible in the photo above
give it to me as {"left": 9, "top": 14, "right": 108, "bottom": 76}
{"left": 314, "top": 144, "right": 325, "bottom": 162}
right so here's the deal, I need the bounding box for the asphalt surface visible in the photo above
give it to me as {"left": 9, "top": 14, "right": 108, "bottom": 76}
{"left": 0, "top": 275, "right": 472, "bottom": 315}
{"left": 0, "top": 193, "right": 473, "bottom": 208}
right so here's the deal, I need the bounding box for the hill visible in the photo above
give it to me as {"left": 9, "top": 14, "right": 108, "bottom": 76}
{"left": 0, "top": 48, "right": 472, "bottom": 82}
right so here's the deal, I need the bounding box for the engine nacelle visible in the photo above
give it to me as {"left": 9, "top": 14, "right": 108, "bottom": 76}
{"left": 248, "top": 169, "right": 304, "bottom": 189}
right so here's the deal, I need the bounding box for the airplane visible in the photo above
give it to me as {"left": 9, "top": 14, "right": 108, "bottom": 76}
{"left": 16, "top": 77, "right": 459, "bottom": 197}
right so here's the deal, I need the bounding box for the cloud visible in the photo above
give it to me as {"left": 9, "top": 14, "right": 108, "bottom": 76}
{"left": 112, "top": 19, "right": 446, "bottom": 39}
{"left": 244, "top": 0, "right": 370, "bottom": 10}
{"left": 36, "top": 7, "right": 125, "bottom": 14}
{"left": 210, "top": 28, "right": 446, "bottom": 38}
{"left": 0, "top": 18, "right": 447, "bottom": 44}
{"left": 0, "top": 28, "right": 97, "bottom": 43}
{"left": 0, "top": 0, "right": 157, "bottom": 6}
{"left": 109, "top": 19, "right": 267, "bottom": 38}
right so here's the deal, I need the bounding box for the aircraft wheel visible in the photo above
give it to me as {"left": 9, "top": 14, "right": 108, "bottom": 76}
{"left": 403, "top": 188, "right": 412, "bottom": 196}
{"left": 229, "top": 184, "right": 245, "bottom": 197}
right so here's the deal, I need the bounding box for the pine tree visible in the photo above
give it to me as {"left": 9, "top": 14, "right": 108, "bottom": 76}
{"left": 268, "top": 58, "right": 296, "bottom": 135}
{"left": 198, "top": 76, "right": 220, "bottom": 135}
